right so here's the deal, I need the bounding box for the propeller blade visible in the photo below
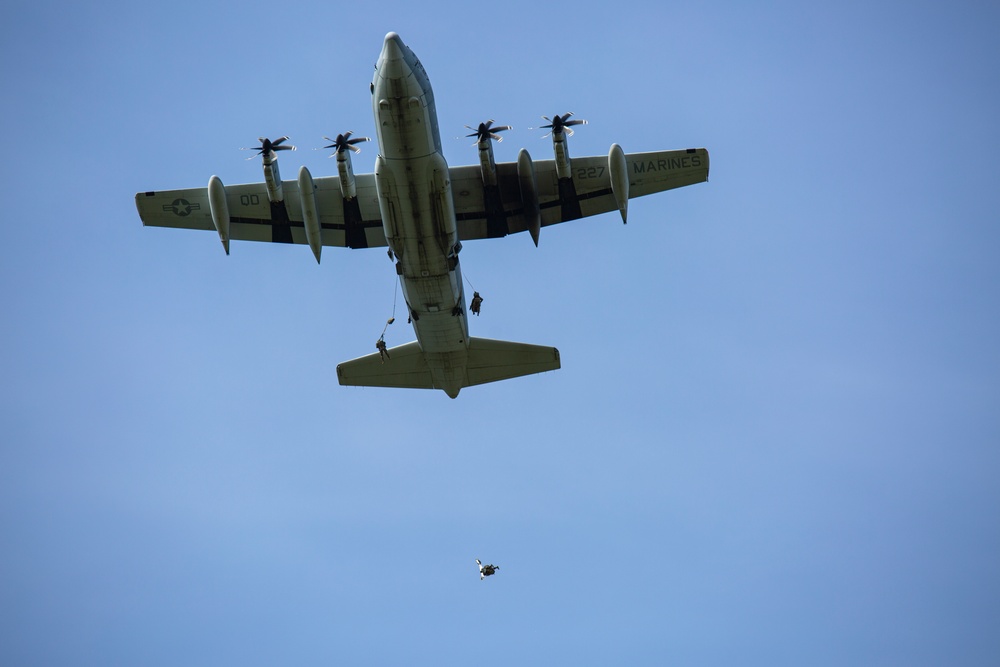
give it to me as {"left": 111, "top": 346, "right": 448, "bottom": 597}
{"left": 537, "top": 113, "right": 587, "bottom": 136}
{"left": 322, "top": 132, "right": 370, "bottom": 154}
{"left": 467, "top": 120, "right": 511, "bottom": 144}
{"left": 243, "top": 136, "right": 295, "bottom": 158}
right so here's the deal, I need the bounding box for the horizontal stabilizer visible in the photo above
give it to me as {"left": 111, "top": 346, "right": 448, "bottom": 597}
{"left": 336, "top": 342, "right": 433, "bottom": 390}
{"left": 336, "top": 337, "right": 560, "bottom": 397}
{"left": 465, "top": 337, "right": 560, "bottom": 387}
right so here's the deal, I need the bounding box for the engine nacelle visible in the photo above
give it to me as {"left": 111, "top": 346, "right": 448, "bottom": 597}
{"left": 543, "top": 113, "right": 585, "bottom": 180}
{"left": 551, "top": 131, "right": 572, "bottom": 180}
{"left": 262, "top": 153, "right": 284, "bottom": 203}
{"left": 337, "top": 151, "right": 357, "bottom": 200}
{"left": 477, "top": 138, "right": 498, "bottom": 187}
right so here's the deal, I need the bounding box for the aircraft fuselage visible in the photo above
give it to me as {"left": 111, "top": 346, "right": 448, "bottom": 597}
{"left": 371, "top": 33, "right": 469, "bottom": 397}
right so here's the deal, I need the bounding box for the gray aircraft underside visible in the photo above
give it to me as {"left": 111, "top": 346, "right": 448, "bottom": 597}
{"left": 135, "top": 32, "right": 709, "bottom": 398}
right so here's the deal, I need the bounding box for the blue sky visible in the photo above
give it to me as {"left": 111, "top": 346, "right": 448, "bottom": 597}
{"left": 2, "top": 1, "right": 999, "bottom": 665}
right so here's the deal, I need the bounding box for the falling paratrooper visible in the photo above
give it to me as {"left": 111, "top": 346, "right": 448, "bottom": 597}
{"left": 476, "top": 558, "right": 499, "bottom": 580}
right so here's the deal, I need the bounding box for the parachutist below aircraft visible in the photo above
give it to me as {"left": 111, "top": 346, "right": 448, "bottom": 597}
{"left": 135, "top": 32, "right": 709, "bottom": 398}
{"left": 477, "top": 559, "right": 499, "bottom": 580}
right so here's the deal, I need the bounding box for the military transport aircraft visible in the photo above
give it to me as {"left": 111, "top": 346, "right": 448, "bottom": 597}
{"left": 135, "top": 32, "right": 709, "bottom": 398}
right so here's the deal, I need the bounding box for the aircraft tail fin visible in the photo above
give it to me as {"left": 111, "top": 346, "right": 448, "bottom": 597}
{"left": 336, "top": 337, "right": 560, "bottom": 397}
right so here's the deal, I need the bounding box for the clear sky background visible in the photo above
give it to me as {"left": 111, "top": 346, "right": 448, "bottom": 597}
{"left": 2, "top": 1, "right": 998, "bottom": 665}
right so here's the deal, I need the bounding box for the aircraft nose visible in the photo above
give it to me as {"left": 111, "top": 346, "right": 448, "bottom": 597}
{"left": 381, "top": 32, "right": 406, "bottom": 62}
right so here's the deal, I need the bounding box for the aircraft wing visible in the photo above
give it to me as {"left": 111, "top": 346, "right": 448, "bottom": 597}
{"left": 451, "top": 148, "right": 709, "bottom": 240}
{"left": 136, "top": 147, "right": 707, "bottom": 250}
{"left": 135, "top": 174, "right": 388, "bottom": 249}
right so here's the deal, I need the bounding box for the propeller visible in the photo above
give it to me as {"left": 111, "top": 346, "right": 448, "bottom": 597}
{"left": 465, "top": 119, "right": 512, "bottom": 145}
{"left": 539, "top": 112, "right": 587, "bottom": 137}
{"left": 322, "top": 132, "right": 370, "bottom": 155}
{"left": 242, "top": 136, "right": 296, "bottom": 160}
